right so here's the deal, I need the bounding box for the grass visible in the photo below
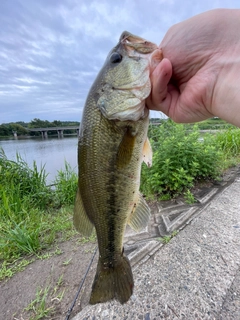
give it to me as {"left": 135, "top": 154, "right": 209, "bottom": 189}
{"left": 54, "top": 161, "right": 78, "bottom": 206}
{"left": 158, "top": 231, "right": 179, "bottom": 244}
{"left": 215, "top": 127, "right": 240, "bottom": 156}
{"left": 24, "top": 286, "right": 54, "bottom": 319}
{"left": 24, "top": 275, "right": 66, "bottom": 320}
{"left": 0, "top": 258, "right": 35, "bottom": 281}
{"left": 184, "top": 189, "right": 196, "bottom": 204}
{"left": 62, "top": 258, "right": 72, "bottom": 266}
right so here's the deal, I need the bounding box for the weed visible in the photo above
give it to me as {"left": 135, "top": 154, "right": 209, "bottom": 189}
{"left": 0, "top": 261, "right": 14, "bottom": 280}
{"left": 24, "top": 274, "right": 66, "bottom": 319}
{"left": 141, "top": 121, "right": 223, "bottom": 198}
{"left": 0, "top": 258, "right": 35, "bottom": 281}
{"left": 51, "top": 289, "right": 65, "bottom": 303}
{"left": 24, "top": 286, "right": 54, "bottom": 320}
{"left": 37, "top": 252, "right": 53, "bottom": 260}
{"left": 56, "top": 274, "right": 64, "bottom": 287}
{"left": 158, "top": 194, "right": 171, "bottom": 201}
{"left": 36, "top": 247, "right": 63, "bottom": 261}
{"left": 52, "top": 275, "right": 65, "bottom": 303}
{"left": 184, "top": 190, "right": 196, "bottom": 204}
{"left": 54, "top": 247, "right": 63, "bottom": 255}
{"left": 77, "top": 232, "right": 96, "bottom": 244}
{"left": 62, "top": 258, "right": 72, "bottom": 266}
{"left": 158, "top": 230, "right": 178, "bottom": 244}
{"left": 1, "top": 222, "right": 41, "bottom": 255}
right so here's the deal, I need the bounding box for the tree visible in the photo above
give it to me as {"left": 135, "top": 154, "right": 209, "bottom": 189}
{"left": 28, "top": 118, "right": 51, "bottom": 128}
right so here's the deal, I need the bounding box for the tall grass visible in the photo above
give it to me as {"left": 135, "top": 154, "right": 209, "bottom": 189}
{"left": 0, "top": 148, "right": 51, "bottom": 210}
{"left": 215, "top": 127, "right": 240, "bottom": 156}
{"left": 54, "top": 161, "right": 78, "bottom": 206}
{"left": 0, "top": 148, "right": 77, "bottom": 261}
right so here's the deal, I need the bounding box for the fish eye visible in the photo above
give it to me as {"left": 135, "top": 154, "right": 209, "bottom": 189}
{"left": 110, "top": 52, "right": 122, "bottom": 64}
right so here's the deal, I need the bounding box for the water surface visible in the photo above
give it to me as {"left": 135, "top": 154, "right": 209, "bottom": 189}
{"left": 0, "top": 136, "right": 78, "bottom": 183}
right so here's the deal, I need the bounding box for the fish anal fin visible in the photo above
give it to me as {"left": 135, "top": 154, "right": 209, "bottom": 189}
{"left": 142, "top": 137, "right": 152, "bottom": 167}
{"left": 128, "top": 193, "right": 151, "bottom": 232}
{"left": 90, "top": 255, "right": 133, "bottom": 304}
{"left": 73, "top": 188, "right": 94, "bottom": 237}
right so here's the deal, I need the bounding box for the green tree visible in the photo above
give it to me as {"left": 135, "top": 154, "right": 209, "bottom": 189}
{"left": 52, "top": 120, "right": 62, "bottom": 127}
{"left": 0, "top": 124, "right": 10, "bottom": 136}
{"left": 28, "top": 118, "right": 51, "bottom": 128}
{"left": 0, "top": 123, "right": 28, "bottom": 136}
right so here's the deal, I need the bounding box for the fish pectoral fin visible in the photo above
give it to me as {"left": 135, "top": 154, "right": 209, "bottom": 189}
{"left": 142, "top": 137, "right": 152, "bottom": 167}
{"left": 127, "top": 193, "right": 151, "bottom": 232}
{"left": 116, "top": 128, "right": 136, "bottom": 168}
{"left": 73, "top": 188, "right": 94, "bottom": 237}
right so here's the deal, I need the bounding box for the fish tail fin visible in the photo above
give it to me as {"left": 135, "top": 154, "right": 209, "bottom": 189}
{"left": 90, "top": 255, "right": 134, "bottom": 304}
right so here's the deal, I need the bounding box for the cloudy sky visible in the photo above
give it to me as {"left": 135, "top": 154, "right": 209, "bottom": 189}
{"left": 0, "top": 0, "right": 239, "bottom": 124}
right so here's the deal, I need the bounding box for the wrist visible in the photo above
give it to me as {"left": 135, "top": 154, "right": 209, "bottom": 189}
{"left": 212, "top": 56, "right": 240, "bottom": 127}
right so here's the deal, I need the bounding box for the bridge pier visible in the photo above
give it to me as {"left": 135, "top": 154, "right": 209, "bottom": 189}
{"left": 57, "top": 130, "right": 63, "bottom": 138}
{"left": 13, "top": 131, "right": 17, "bottom": 138}
{"left": 41, "top": 131, "right": 48, "bottom": 139}
{"left": 76, "top": 128, "right": 79, "bottom": 136}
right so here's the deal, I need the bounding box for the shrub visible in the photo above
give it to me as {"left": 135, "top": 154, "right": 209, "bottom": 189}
{"left": 140, "top": 120, "right": 222, "bottom": 198}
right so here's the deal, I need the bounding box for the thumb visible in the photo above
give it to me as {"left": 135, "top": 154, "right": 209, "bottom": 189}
{"left": 147, "top": 58, "right": 175, "bottom": 115}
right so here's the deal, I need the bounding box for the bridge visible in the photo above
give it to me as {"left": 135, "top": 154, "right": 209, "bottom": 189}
{"left": 28, "top": 123, "right": 162, "bottom": 138}
{"left": 12, "top": 122, "right": 162, "bottom": 138}
{"left": 28, "top": 126, "right": 80, "bottom": 138}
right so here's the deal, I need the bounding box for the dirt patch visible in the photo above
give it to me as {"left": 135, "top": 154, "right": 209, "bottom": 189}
{"left": 0, "top": 238, "right": 97, "bottom": 320}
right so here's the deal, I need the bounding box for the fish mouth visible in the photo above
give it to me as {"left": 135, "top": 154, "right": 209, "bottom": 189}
{"left": 120, "top": 31, "right": 158, "bottom": 54}
{"left": 119, "top": 31, "right": 162, "bottom": 83}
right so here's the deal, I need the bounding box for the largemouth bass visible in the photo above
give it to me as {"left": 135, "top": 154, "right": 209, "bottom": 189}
{"left": 74, "top": 31, "right": 162, "bottom": 304}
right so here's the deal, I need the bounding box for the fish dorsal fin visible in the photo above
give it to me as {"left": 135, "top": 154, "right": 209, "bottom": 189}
{"left": 142, "top": 137, "right": 152, "bottom": 167}
{"left": 73, "top": 188, "right": 94, "bottom": 237}
{"left": 127, "top": 193, "right": 151, "bottom": 232}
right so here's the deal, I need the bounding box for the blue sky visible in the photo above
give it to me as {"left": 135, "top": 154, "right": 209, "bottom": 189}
{"left": 0, "top": 0, "right": 240, "bottom": 124}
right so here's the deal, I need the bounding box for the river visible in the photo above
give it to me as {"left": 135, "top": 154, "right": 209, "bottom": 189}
{"left": 0, "top": 136, "right": 78, "bottom": 183}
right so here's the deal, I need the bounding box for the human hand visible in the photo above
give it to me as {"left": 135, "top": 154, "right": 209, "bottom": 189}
{"left": 147, "top": 9, "right": 240, "bottom": 126}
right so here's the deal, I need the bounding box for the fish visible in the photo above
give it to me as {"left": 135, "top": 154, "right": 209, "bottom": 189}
{"left": 73, "top": 31, "right": 162, "bottom": 305}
